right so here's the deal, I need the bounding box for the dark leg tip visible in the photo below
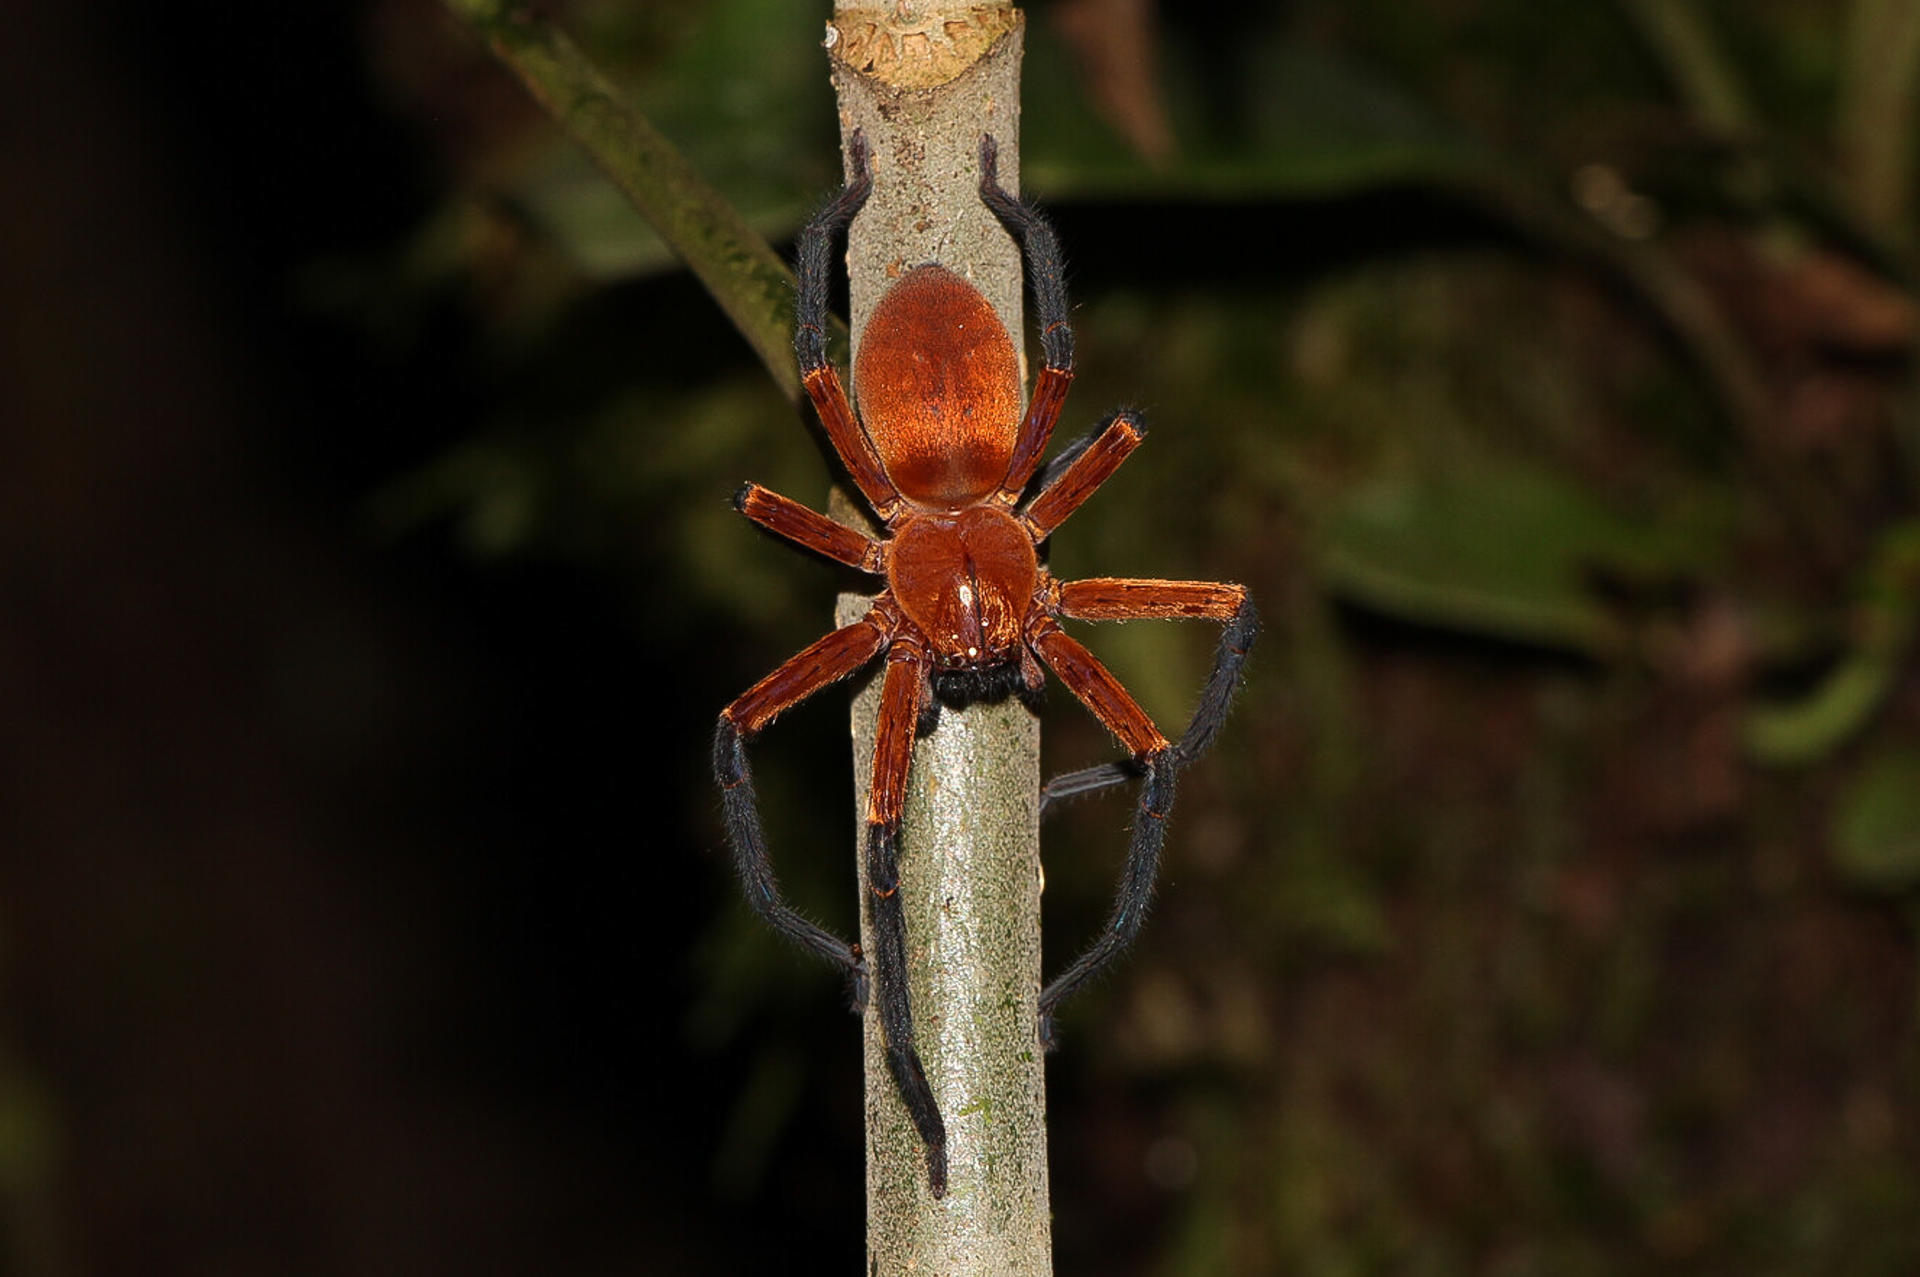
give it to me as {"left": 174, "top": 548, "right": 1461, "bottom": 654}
{"left": 1142, "top": 750, "right": 1177, "bottom": 817}
{"left": 927, "top": 1144, "right": 949, "bottom": 1199}
{"left": 711, "top": 717, "right": 747, "bottom": 786}
{"left": 730, "top": 483, "right": 752, "bottom": 514}
{"left": 848, "top": 956, "right": 870, "bottom": 1011}
{"left": 1228, "top": 600, "right": 1261, "bottom": 649}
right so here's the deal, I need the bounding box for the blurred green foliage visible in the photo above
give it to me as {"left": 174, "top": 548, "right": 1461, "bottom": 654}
{"left": 393, "top": 0, "right": 1920, "bottom": 1270}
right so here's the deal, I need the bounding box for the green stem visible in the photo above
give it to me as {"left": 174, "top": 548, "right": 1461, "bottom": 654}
{"left": 444, "top": 0, "right": 800, "bottom": 400}
{"left": 1838, "top": 0, "right": 1920, "bottom": 235}
{"left": 1616, "top": 0, "right": 1754, "bottom": 133}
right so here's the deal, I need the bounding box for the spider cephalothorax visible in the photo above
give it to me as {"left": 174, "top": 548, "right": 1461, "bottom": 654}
{"left": 712, "top": 132, "right": 1257, "bottom": 1198}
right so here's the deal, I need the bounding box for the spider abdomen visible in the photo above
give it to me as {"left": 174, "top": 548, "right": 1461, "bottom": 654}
{"left": 854, "top": 264, "right": 1023, "bottom": 507}
{"left": 888, "top": 505, "right": 1037, "bottom": 669}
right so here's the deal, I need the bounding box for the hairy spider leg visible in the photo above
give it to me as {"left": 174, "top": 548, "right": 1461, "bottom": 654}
{"left": 978, "top": 134, "right": 1076, "bottom": 502}
{"left": 1039, "top": 588, "right": 1259, "bottom": 813}
{"left": 1026, "top": 618, "right": 1176, "bottom": 1046}
{"left": 1040, "top": 755, "right": 1176, "bottom": 1045}
{"left": 793, "top": 130, "right": 902, "bottom": 522}
{"left": 1016, "top": 415, "right": 1259, "bottom": 808}
{"left": 734, "top": 483, "right": 884, "bottom": 574}
{"left": 864, "top": 641, "right": 950, "bottom": 1197}
{"left": 1022, "top": 413, "right": 1145, "bottom": 540}
{"left": 713, "top": 614, "right": 891, "bottom": 997}
{"left": 1020, "top": 422, "right": 1102, "bottom": 501}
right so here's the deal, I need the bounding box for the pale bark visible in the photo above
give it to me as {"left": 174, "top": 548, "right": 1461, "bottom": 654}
{"left": 827, "top": 4, "right": 1053, "bottom": 1271}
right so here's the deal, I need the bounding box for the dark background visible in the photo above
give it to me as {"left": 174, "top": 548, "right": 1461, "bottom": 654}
{"left": 5, "top": 0, "right": 1920, "bottom": 1273}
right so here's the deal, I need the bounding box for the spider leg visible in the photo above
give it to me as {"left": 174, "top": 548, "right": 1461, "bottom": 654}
{"left": 794, "top": 131, "right": 902, "bottom": 521}
{"left": 1022, "top": 413, "right": 1145, "bottom": 540}
{"left": 1027, "top": 619, "right": 1175, "bottom": 1047}
{"left": 795, "top": 131, "right": 872, "bottom": 372}
{"left": 979, "top": 134, "right": 1075, "bottom": 501}
{"left": 713, "top": 613, "right": 891, "bottom": 1002}
{"left": 734, "top": 483, "right": 884, "bottom": 573}
{"left": 1035, "top": 759, "right": 1139, "bottom": 810}
{"left": 1019, "top": 420, "right": 1102, "bottom": 504}
{"left": 865, "top": 643, "right": 949, "bottom": 1197}
{"left": 1040, "top": 580, "right": 1260, "bottom": 815}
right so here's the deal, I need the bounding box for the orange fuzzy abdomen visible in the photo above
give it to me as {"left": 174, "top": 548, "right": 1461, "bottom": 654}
{"left": 854, "top": 264, "right": 1022, "bottom": 509}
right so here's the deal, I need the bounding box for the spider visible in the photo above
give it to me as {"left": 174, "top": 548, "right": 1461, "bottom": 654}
{"left": 711, "top": 132, "right": 1257, "bottom": 1198}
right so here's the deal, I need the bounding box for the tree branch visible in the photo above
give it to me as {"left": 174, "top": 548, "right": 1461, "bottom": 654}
{"left": 826, "top": 3, "right": 1052, "bottom": 1271}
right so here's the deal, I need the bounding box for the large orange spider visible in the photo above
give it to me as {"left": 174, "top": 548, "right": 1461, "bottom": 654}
{"left": 712, "top": 133, "right": 1257, "bottom": 1197}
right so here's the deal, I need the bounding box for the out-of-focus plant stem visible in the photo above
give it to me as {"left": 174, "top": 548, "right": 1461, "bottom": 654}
{"left": 1839, "top": 0, "right": 1920, "bottom": 235}
{"left": 1616, "top": 0, "right": 1754, "bottom": 135}
{"left": 443, "top": 0, "right": 801, "bottom": 402}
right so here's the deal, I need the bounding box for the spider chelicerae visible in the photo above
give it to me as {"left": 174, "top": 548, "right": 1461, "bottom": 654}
{"left": 712, "top": 132, "right": 1257, "bottom": 1197}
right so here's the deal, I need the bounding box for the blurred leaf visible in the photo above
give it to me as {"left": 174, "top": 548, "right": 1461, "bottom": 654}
{"left": 509, "top": 0, "right": 832, "bottom": 279}
{"left": 1743, "top": 650, "right": 1902, "bottom": 766}
{"left": 369, "top": 436, "right": 549, "bottom": 557}
{"left": 446, "top": 0, "right": 802, "bottom": 397}
{"left": 1025, "top": 37, "right": 1498, "bottom": 199}
{"left": 1831, "top": 749, "right": 1920, "bottom": 892}
{"left": 1318, "top": 457, "right": 1724, "bottom": 655}
{"left": 0, "top": 1057, "right": 59, "bottom": 1195}
{"left": 511, "top": 140, "right": 815, "bottom": 282}
{"left": 509, "top": 144, "right": 679, "bottom": 278}
{"left": 1239, "top": 42, "right": 1499, "bottom": 191}
{"left": 1745, "top": 521, "right": 1920, "bottom": 765}
{"left": 1615, "top": 0, "right": 1756, "bottom": 133}
{"left": 1287, "top": 863, "right": 1395, "bottom": 955}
